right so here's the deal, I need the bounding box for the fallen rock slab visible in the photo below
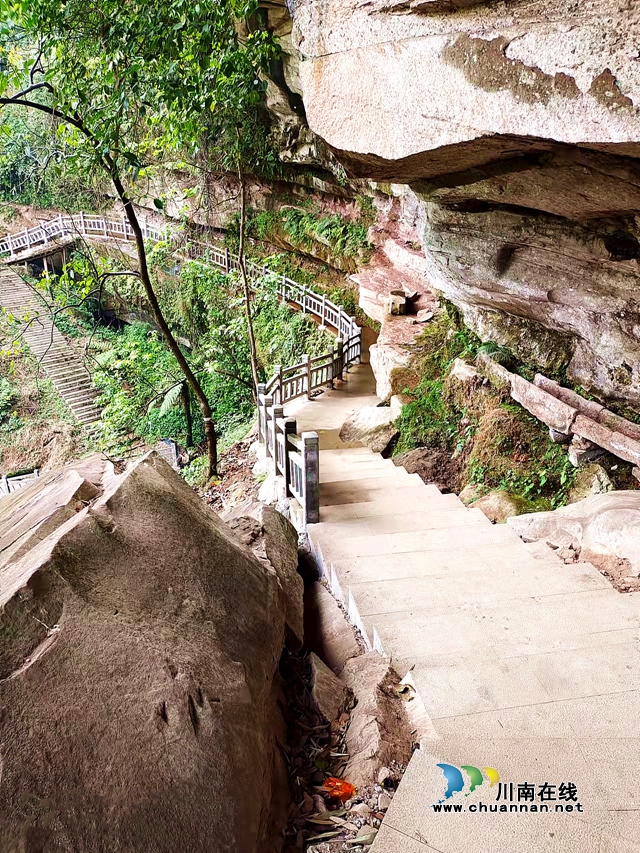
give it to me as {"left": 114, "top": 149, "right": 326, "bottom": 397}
{"left": 342, "top": 652, "right": 413, "bottom": 791}
{"left": 339, "top": 406, "right": 398, "bottom": 453}
{"left": 507, "top": 490, "right": 640, "bottom": 575}
{"left": 0, "top": 452, "right": 299, "bottom": 852}
{"left": 309, "top": 652, "right": 353, "bottom": 722}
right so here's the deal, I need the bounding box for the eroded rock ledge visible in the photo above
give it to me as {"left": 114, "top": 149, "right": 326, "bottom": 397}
{"left": 269, "top": 0, "right": 640, "bottom": 410}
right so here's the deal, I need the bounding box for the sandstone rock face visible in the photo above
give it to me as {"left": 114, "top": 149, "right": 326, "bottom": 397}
{"left": 284, "top": 0, "right": 640, "bottom": 410}
{"left": 339, "top": 405, "right": 399, "bottom": 452}
{"left": 223, "top": 499, "right": 304, "bottom": 644}
{"left": 508, "top": 491, "right": 640, "bottom": 574}
{"left": 293, "top": 1, "right": 640, "bottom": 178}
{"left": 0, "top": 453, "right": 299, "bottom": 852}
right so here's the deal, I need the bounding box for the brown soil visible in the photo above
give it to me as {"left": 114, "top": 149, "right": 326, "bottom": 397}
{"left": 393, "top": 447, "right": 459, "bottom": 493}
{"left": 564, "top": 553, "right": 640, "bottom": 594}
{"left": 204, "top": 433, "right": 260, "bottom": 513}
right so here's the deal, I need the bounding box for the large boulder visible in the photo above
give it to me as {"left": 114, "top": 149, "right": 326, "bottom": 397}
{"left": 222, "top": 499, "right": 304, "bottom": 644}
{"left": 508, "top": 491, "right": 640, "bottom": 575}
{"left": 339, "top": 405, "right": 398, "bottom": 453}
{"left": 0, "top": 453, "right": 299, "bottom": 852}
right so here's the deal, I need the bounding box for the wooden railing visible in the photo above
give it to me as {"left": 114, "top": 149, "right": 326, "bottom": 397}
{"left": 0, "top": 213, "right": 362, "bottom": 525}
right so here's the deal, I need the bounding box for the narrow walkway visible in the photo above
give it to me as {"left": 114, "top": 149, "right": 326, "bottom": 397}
{"left": 0, "top": 267, "right": 101, "bottom": 428}
{"left": 285, "top": 360, "right": 640, "bottom": 853}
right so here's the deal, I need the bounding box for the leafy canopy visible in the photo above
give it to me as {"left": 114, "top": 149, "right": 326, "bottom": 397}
{"left": 0, "top": 0, "right": 278, "bottom": 180}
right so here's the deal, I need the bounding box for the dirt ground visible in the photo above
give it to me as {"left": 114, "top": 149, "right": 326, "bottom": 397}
{"left": 204, "top": 433, "right": 260, "bottom": 513}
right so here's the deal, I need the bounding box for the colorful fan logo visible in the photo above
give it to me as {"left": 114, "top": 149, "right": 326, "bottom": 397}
{"left": 436, "top": 764, "right": 500, "bottom": 803}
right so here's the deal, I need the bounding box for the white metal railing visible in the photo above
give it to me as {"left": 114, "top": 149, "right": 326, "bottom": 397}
{"left": 0, "top": 213, "right": 361, "bottom": 342}
{"left": 0, "top": 212, "right": 165, "bottom": 256}
{"left": 0, "top": 470, "right": 39, "bottom": 496}
{"left": 0, "top": 213, "right": 363, "bottom": 525}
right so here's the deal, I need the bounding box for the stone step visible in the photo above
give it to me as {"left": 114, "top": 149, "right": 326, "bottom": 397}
{"left": 46, "top": 369, "right": 91, "bottom": 382}
{"left": 67, "top": 398, "right": 100, "bottom": 411}
{"left": 346, "top": 560, "right": 616, "bottom": 624}
{"left": 320, "top": 446, "right": 373, "bottom": 457}
{"left": 320, "top": 464, "right": 410, "bottom": 484}
{"left": 312, "top": 507, "right": 488, "bottom": 539}
{"left": 62, "top": 392, "right": 97, "bottom": 405}
{"left": 318, "top": 491, "right": 464, "bottom": 521}
{"left": 312, "top": 518, "right": 524, "bottom": 562}
{"left": 320, "top": 471, "right": 423, "bottom": 494}
{"left": 319, "top": 483, "right": 447, "bottom": 507}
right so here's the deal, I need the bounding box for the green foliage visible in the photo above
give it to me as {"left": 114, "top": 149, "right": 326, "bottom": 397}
{"left": 232, "top": 206, "right": 373, "bottom": 262}
{"left": 0, "top": 376, "right": 18, "bottom": 419}
{"left": 1, "top": 0, "right": 280, "bottom": 216}
{"left": 181, "top": 454, "right": 210, "bottom": 487}
{"left": 253, "top": 293, "right": 334, "bottom": 373}
{"left": 465, "top": 405, "right": 577, "bottom": 509}
{"left": 0, "top": 110, "right": 105, "bottom": 209}
{"left": 394, "top": 305, "right": 578, "bottom": 508}
{"left": 82, "top": 258, "right": 333, "bottom": 454}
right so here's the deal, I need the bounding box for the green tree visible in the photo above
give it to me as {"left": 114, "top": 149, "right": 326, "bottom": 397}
{"left": 0, "top": 0, "right": 277, "bottom": 475}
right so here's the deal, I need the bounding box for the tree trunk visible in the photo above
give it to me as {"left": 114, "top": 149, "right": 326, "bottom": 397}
{"left": 112, "top": 175, "right": 218, "bottom": 477}
{"left": 237, "top": 173, "right": 260, "bottom": 399}
{"left": 181, "top": 381, "right": 193, "bottom": 448}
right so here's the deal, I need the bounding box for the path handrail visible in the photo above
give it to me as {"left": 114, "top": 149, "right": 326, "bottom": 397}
{"left": 0, "top": 212, "right": 363, "bottom": 526}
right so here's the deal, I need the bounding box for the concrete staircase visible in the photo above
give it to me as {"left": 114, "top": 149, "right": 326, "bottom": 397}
{"left": 0, "top": 267, "right": 101, "bottom": 428}
{"left": 284, "top": 362, "right": 640, "bottom": 853}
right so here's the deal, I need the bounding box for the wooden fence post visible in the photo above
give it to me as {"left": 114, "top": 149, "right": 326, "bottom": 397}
{"left": 302, "top": 431, "right": 320, "bottom": 525}
{"left": 320, "top": 294, "right": 326, "bottom": 327}
{"left": 224, "top": 248, "right": 230, "bottom": 272}
{"left": 79, "top": 211, "right": 85, "bottom": 234}
{"left": 284, "top": 417, "right": 296, "bottom": 497}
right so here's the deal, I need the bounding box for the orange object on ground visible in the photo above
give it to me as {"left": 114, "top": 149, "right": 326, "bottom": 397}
{"left": 323, "top": 777, "right": 356, "bottom": 802}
